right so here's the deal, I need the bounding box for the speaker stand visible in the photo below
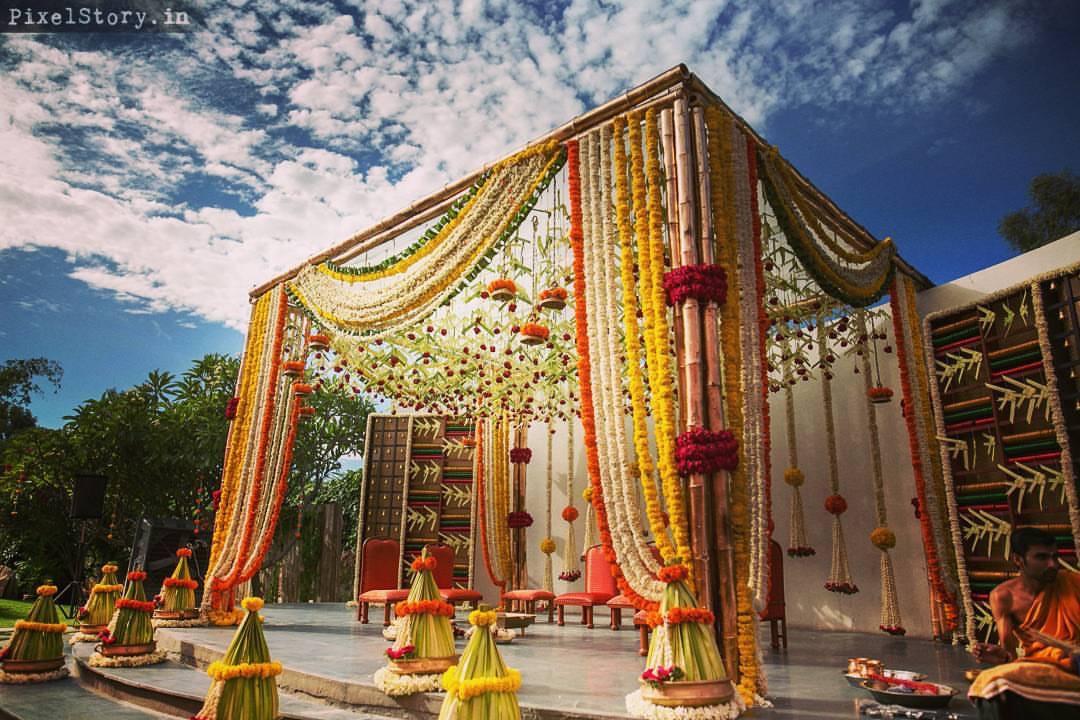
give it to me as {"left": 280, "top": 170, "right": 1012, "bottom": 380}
{"left": 55, "top": 521, "right": 90, "bottom": 619}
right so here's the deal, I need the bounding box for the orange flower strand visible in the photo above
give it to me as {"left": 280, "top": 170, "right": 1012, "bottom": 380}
{"left": 394, "top": 599, "right": 455, "bottom": 617}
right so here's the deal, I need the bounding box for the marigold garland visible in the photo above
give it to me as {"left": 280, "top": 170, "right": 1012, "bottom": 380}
{"left": 441, "top": 665, "right": 522, "bottom": 701}
{"left": 615, "top": 112, "right": 675, "bottom": 562}
{"left": 704, "top": 104, "right": 762, "bottom": 702}
{"left": 12, "top": 620, "right": 66, "bottom": 633}
{"left": 394, "top": 599, "right": 455, "bottom": 618}
{"left": 116, "top": 598, "right": 156, "bottom": 613}
{"left": 642, "top": 110, "right": 692, "bottom": 571}
{"left": 207, "top": 660, "right": 283, "bottom": 681}
{"left": 162, "top": 578, "right": 199, "bottom": 590}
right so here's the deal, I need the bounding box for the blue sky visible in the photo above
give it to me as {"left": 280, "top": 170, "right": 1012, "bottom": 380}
{"left": 2, "top": 0, "right": 1079, "bottom": 428}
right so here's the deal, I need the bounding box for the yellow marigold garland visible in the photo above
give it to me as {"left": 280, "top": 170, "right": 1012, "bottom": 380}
{"left": 12, "top": 621, "right": 66, "bottom": 633}
{"left": 705, "top": 103, "right": 761, "bottom": 702}
{"left": 207, "top": 660, "right": 283, "bottom": 681}
{"left": 441, "top": 665, "right": 522, "bottom": 701}
{"left": 92, "top": 584, "right": 123, "bottom": 594}
{"left": 616, "top": 112, "right": 674, "bottom": 562}
{"left": 642, "top": 108, "right": 691, "bottom": 569}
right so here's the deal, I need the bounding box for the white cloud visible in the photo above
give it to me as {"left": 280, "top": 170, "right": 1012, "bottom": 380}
{"left": 0, "top": 0, "right": 1047, "bottom": 331}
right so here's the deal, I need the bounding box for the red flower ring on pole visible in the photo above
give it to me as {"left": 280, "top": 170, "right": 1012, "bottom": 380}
{"left": 674, "top": 427, "right": 739, "bottom": 476}
{"left": 662, "top": 264, "right": 727, "bottom": 307}
{"left": 509, "top": 447, "right": 532, "bottom": 464}
{"left": 507, "top": 511, "right": 533, "bottom": 529}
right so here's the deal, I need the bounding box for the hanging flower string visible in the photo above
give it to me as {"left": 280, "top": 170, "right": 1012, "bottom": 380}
{"left": 783, "top": 379, "right": 814, "bottom": 558}
{"left": 818, "top": 321, "right": 857, "bottom": 594}
{"left": 857, "top": 309, "right": 905, "bottom": 636}
{"left": 559, "top": 420, "right": 581, "bottom": 583}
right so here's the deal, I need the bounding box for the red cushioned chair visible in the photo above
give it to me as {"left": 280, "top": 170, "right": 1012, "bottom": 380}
{"left": 357, "top": 538, "right": 409, "bottom": 626}
{"left": 554, "top": 545, "right": 617, "bottom": 629}
{"left": 502, "top": 588, "right": 555, "bottom": 622}
{"left": 427, "top": 543, "right": 483, "bottom": 609}
{"left": 759, "top": 538, "right": 787, "bottom": 649}
{"left": 607, "top": 544, "right": 663, "bottom": 630}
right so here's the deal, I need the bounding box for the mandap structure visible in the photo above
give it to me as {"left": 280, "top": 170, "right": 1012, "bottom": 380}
{"left": 202, "top": 65, "right": 972, "bottom": 706}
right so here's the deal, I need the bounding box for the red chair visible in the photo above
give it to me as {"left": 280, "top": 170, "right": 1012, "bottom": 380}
{"left": 554, "top": 545, "right": 617, "bottom": 629}
{"left": 607, "top": 544, "right": 662, "bottom": 630}
{"left": 426, "top": 543, "right": 483, "bottom": 609}
{"left": 633, "top": 609, "right": 651, "bottom": 655}
{"left": 357, "top": 538, "right": 409, "bottom": 626}
{"left": 502, "top": 588, "right": 555, "bottom": 622}
{"left": 759, "top": 538, "right": 787, "bottom": 649}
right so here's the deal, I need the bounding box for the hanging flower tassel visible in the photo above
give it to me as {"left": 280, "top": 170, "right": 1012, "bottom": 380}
{"left": 879, "top": 550, "right": 905, "bottom": 636}
{"left": 560, "top": 420, "right": 581, "bottom": 583}
{"left": 825, "top": 506, "right": 858, "bottom": 594}
{"left": 783, "top": 383, "right": 814, "bottom": 558}
{"left": 784, "top": 468, "right": 814, "bottom": 557}
{"left": 541, "top": 422, "right": 555, "bottom": 594}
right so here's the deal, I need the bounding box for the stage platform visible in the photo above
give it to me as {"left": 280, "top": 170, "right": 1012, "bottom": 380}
{"left": 63, "top": 603, "right": 980, "bottom": 719}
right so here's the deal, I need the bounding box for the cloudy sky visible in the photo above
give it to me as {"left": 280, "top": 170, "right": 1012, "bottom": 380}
{"left": 2, "top": 0, "right": 1078, "bottom": 426}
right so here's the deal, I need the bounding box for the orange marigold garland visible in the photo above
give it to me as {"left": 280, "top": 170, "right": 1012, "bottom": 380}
{"left": 566, "top": 138, "right": 656, "bottom": 612}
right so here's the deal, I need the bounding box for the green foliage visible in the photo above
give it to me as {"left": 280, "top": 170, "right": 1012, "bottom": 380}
{"left": 0, "top": 354, "right": 239, "bottom": 592}
{"left": 0, "top": 357, "right": 62, "bottom": 441}
{"left": 999, "top": 170, "right": 1080, "bottom": 253}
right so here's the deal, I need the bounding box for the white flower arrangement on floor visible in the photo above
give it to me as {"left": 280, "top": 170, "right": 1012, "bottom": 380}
{"left": 372, "top": 666, "right": 443, "bottom": 696}
{"left": 153, "top": 616, "right": 209, "bottom": 629}
{"left": 87, "top": 649, "right": 168, "bottom": 668}
{"left": 0, "top": 666, "right": 70, "bottom": 684}
{"left": 625, "top": 688, "right": 746, "bottom": 720}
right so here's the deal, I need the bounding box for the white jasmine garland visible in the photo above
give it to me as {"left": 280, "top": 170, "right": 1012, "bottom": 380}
{"left": 373, "top": 666, "right": 443, "bottom": 696}
{"left": 0, "top": 666, "right": 70, "bottom": 684}
{"left": 88, "top": 650, "right": 168, "bottom": 668}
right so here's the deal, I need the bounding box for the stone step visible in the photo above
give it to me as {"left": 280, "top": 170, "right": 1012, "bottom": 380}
{"left": 0, "top": 659, "right": 174, "bottom": 720}
{"left": 70, "top": 643, "right": 402, "bottom": 720}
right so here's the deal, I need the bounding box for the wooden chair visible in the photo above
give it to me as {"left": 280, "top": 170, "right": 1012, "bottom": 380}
{"left": 356, "top": 538, "right": 409, "bottom": 626}
{"left": 426, "top": 543, "right": 483, "bottom": 609}
{"left": 554, "top": 545, "right": 617, "bottom": 629}
{"left": 759, "top": 538, "right": 787, "bottom": 649}
{"left": 502, "top": 588, "right": 555, "bottom": 622}
{"left": 633, "top": 609, "right": 651, "bottom": 655}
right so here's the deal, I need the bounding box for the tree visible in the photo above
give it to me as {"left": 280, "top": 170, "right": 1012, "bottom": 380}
{"left": 999, "top": 170, "right": 1080, "bottom": 253}
{"left": 0, "top": 358, "right": 62, "bottom": 441}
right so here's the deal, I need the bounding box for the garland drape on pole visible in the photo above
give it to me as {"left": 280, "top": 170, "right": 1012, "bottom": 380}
{"left": 204, "top": 285, "right": 305, "bottom": 623}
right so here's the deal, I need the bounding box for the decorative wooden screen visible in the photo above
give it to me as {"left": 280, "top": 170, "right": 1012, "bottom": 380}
{"left": 926, "top": 270, "right": 1080, "bottom": 644}
{"left": 358, "top": 414, "right": 476, "bottom": 589}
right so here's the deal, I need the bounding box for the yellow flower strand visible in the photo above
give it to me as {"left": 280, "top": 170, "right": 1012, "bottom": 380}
{"left": 643, "top": 108, "right": 692, "bottom": 568}
{"left": 209, "top": 293, "right": 272, "bottom": 571}
{"left": 206, "top": 660, "right": 283, "bottom": 681}
{"left": 468, "top": 609, "right": 498, "bottom": 627}
{"left": 614, "top": 112, "right": 674, "bottom": 562}
{"left": 13, "top": 620, "right": 66, "bottom": 633}
{"left": 92, "top": 584, "right": 123, "bottom": 594}
{"left": 705, "top": 103, "right": 759, "bottom": 702}
{"left": 441, "top": 665, "right": 522, "bottom": 701}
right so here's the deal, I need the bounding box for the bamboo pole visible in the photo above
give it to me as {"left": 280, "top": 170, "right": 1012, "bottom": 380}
{"left": 668, "top": 98, "right": 715, "bottom": 618}
{"left": 250, "top": 66, "right": 692, "bottom": 298}
{"left": 692, "top": 105, "right": 740, "bottom": 679}
{"left": 660, "top": 111, "right": 688, "bottom": 434}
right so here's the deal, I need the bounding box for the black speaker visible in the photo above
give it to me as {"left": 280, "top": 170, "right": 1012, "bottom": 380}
{"left": 129, "top": 517, "right": 210, "bottom": 595}
{"left": 70, "top": 474, "right": 107, "bottom": 519}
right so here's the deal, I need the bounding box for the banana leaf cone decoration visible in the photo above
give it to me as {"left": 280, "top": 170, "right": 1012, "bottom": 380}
{"left": 77, "top": 563, "right": 122, "bottom": 635}
{"left": 0, "top": 583, "right": 68, "bottom": 682}
{"left": 374, "top": 547, "right": 458, "bottom": 696}
{"left": 193, "top": 597, "right": 281, "bottom": 720}
{"left": 156, "top": 548, "right": 200, "bottom": 620}
{"left": 627, "top": 563, "right": 743, "bottom": 718}
{"left": 438, "top": 605, "right": 522, "bottom": 720}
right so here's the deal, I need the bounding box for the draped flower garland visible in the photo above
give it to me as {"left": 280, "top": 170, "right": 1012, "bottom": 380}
{"left": 288, "top": 143, "right": 565, "bottom": 337}
{"left": 204, "top": 286, "right": 305, "bottom": 623}
{"left": 615, "top": 112, "right": 676, "bottom": 562}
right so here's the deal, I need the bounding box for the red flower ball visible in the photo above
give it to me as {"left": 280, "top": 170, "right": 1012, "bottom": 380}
{"left": 824, "top": 494, "right": 848, "bottom": 515}
{"left": 561, "top": 505, "right": 579, "bottom": 523}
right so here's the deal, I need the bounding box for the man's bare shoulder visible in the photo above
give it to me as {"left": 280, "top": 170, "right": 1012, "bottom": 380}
{"left": 990, "top": 579, "right": 1019, "bottom": 609}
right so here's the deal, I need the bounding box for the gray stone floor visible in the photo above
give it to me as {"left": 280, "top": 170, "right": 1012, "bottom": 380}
{"left": 0, "top": 605, "right": 983, "bottom": 719}
{"left": 159, "top": 604, "right": 979, "bottom": 719}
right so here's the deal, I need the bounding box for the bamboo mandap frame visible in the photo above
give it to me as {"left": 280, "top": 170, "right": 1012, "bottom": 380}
{"left": 221, "top": 65, "right": 956, "bottom": 689}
